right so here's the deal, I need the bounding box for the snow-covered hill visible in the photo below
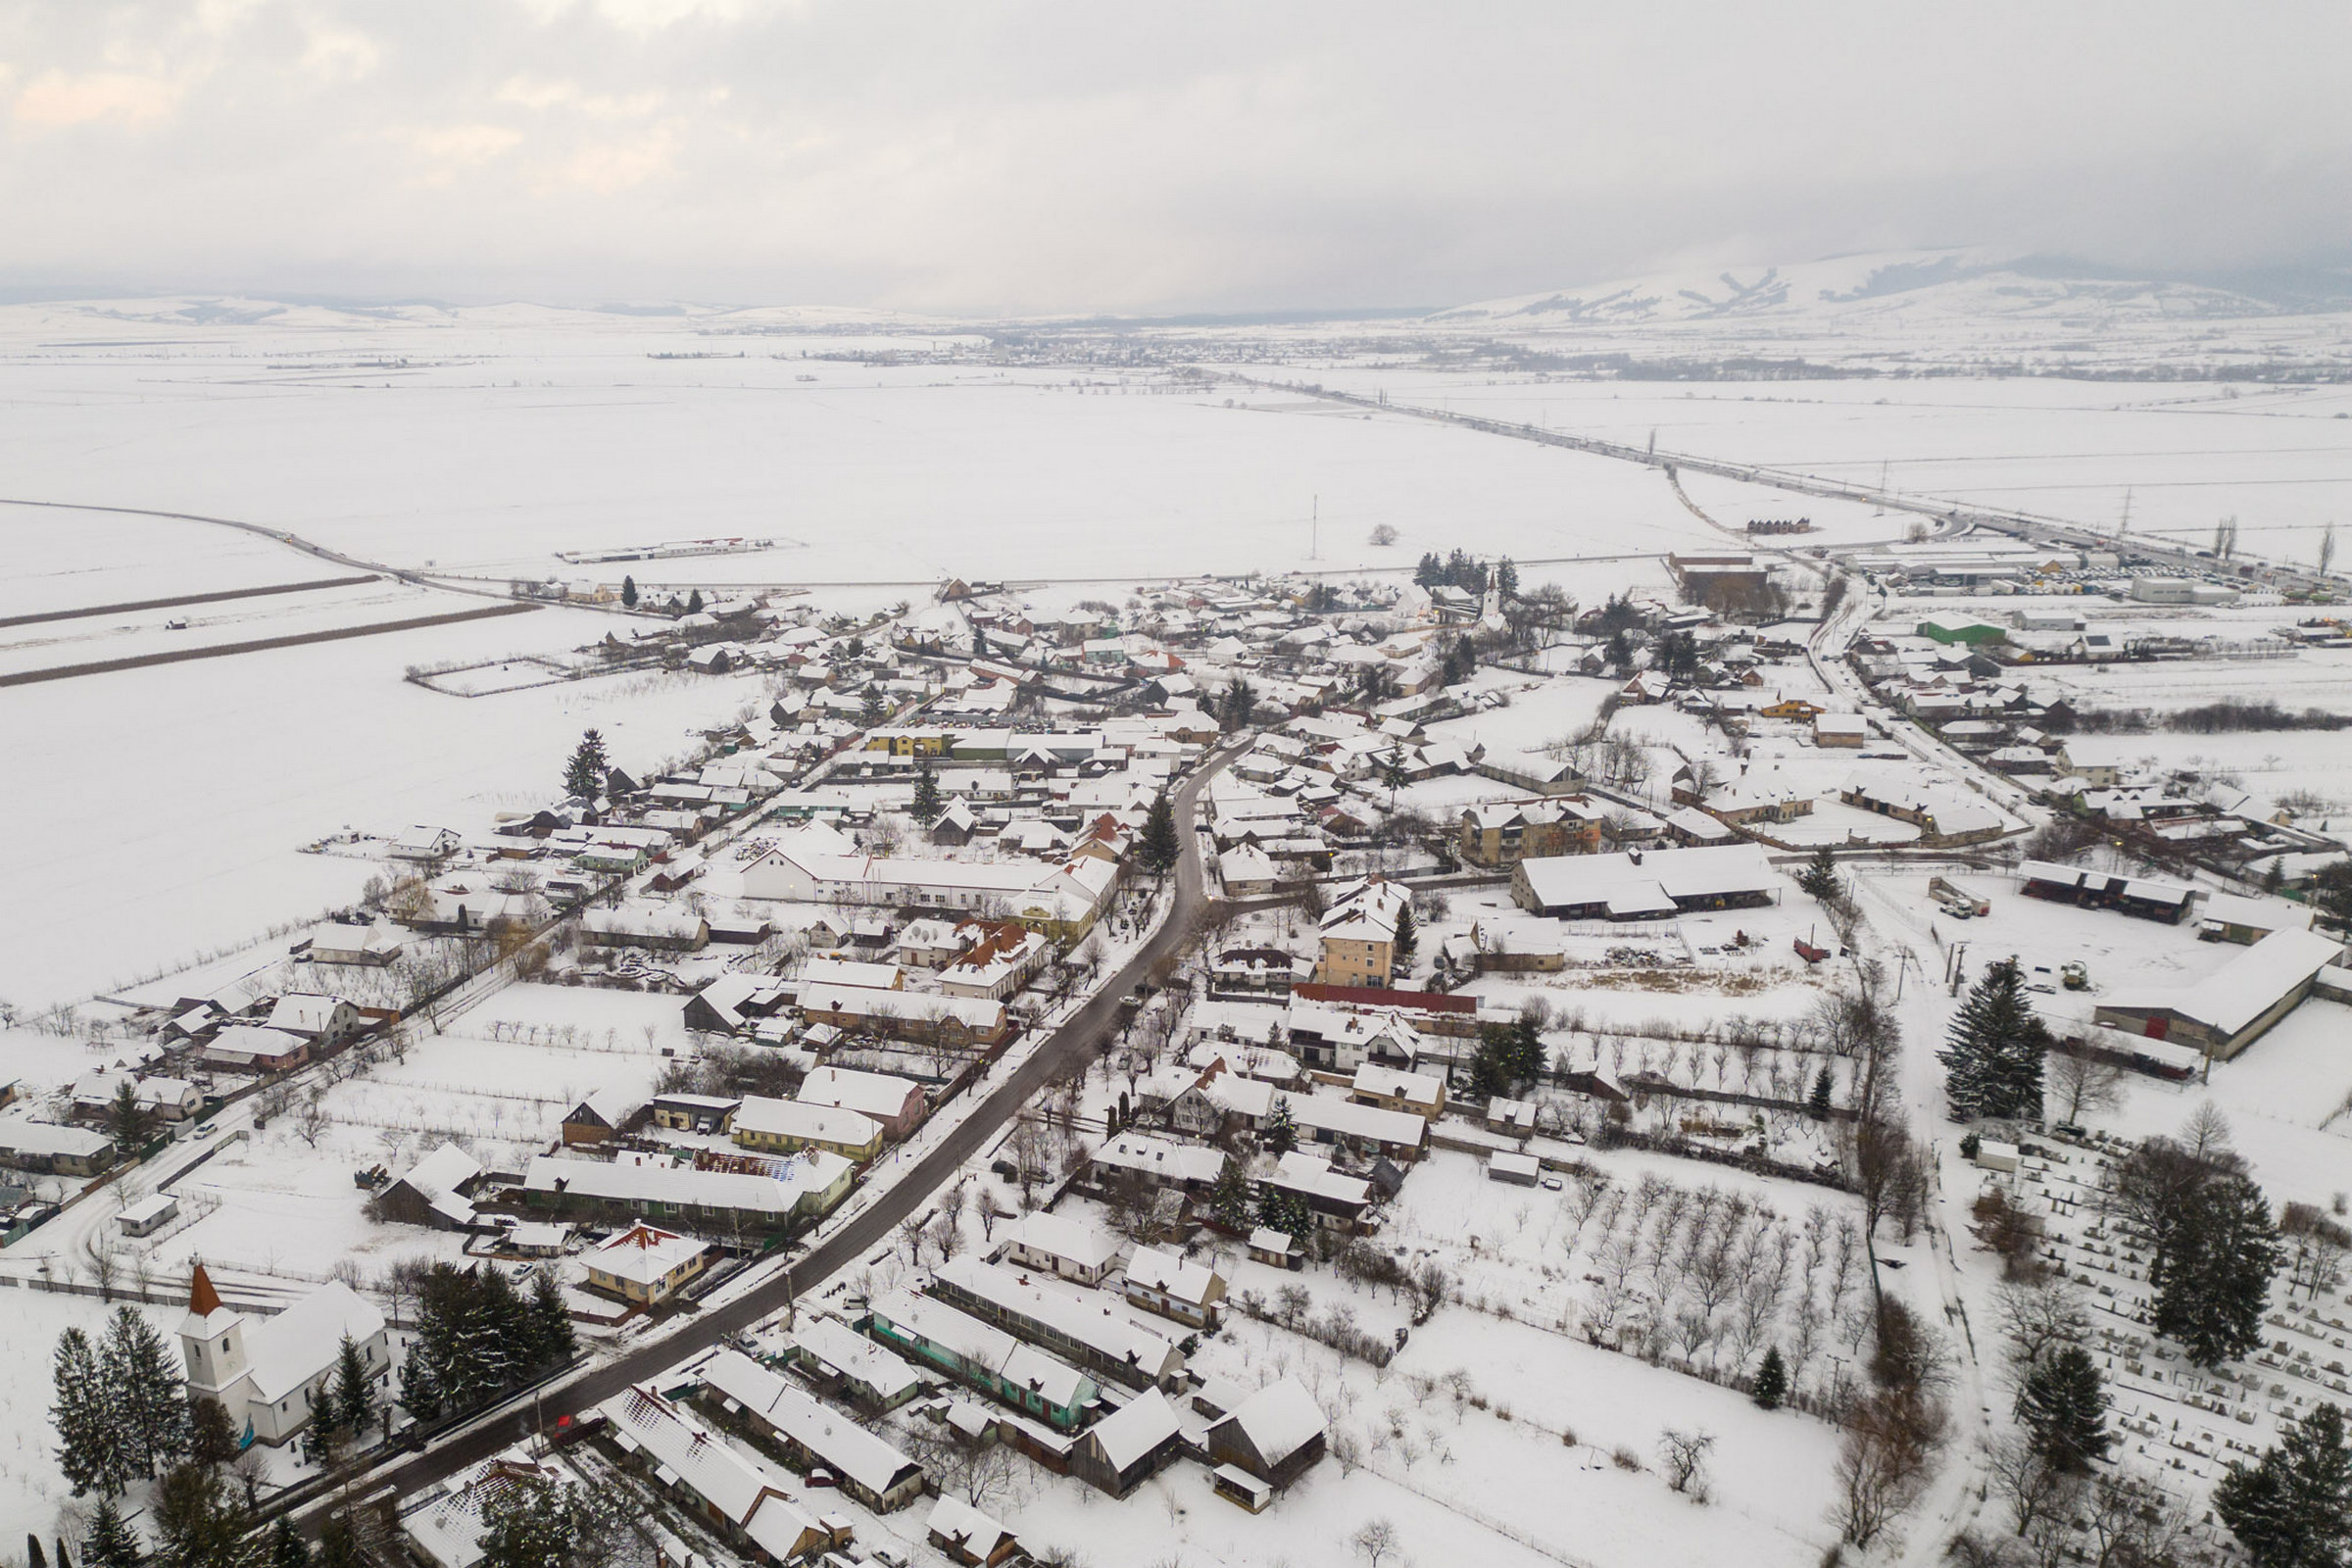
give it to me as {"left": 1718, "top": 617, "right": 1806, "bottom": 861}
{"left": 1432, "top": 249, "right": 2350, "bottom": 327}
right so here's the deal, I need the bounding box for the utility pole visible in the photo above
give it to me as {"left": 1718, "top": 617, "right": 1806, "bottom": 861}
{"left": 1309, "top": 495, "right": 1319, "bottom": 562}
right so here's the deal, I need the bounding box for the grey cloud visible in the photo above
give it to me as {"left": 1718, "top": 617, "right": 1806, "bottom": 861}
{"left": 3, "top": 0, "right": 2347, "bottom": 311}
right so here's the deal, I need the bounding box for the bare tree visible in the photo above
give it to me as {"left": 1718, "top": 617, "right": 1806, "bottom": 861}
{"left": 2046, "top": 1050, "right": 2125, "bottom": 1126}
{"left": 1350, "top": 1518, "right": 1400, "bottom": 1568}
{"left": 2180, "top": 1101, "right": 2232, "bottom": 1161}
{"left": 296, "top": 1094, "right": 332, "bottom": 1149}
{"left": 1833, "top": 1390, "right": 1947, "bottom": 1548}
{"left": 1658, "top": 1429, "right": 1715, "bottom": 1501}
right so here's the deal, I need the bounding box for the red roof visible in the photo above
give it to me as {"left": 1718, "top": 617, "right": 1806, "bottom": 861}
{"left": 1293, "top": 982, "right": 1475, "bottom": 1014}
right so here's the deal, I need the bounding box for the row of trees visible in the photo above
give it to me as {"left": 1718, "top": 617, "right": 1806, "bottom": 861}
{"left": 398, "top": 1264, "right": 576, "bottom": 1422}
{"left": 53, "top": 1308, "right": 189, "bottom": 1497}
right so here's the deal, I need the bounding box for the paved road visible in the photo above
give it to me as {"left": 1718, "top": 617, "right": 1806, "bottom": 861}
{"left": 296, "top": 741, "right": 1240, "bottom": 1524}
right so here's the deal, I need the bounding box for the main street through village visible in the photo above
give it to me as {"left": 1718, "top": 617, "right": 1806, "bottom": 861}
{"left": 297, "top": 741, "right": 1241, "bottom": 1529}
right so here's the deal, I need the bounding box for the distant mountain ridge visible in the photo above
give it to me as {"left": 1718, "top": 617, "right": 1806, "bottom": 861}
{"left": 1433, "top": 250, "right": 2352, "bottom": 327}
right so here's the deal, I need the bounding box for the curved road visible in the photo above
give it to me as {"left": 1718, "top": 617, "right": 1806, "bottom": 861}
{"left": 294, "top": 740, "right": 1241, "bottom": 1526}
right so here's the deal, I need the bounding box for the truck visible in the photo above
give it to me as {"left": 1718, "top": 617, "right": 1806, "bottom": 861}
{"left": 2061, "top": 959, "right": 2089, "bottom": 991}
{"left": 1929, "top": 875, "right": 1990, "bottom": 917}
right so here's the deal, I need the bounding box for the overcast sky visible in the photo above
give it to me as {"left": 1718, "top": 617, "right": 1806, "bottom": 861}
{"left": 4, "top": 0, "right": 2348, "bottom": 315}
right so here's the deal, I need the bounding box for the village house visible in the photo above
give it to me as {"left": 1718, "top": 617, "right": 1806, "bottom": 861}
{"left": 863, "top": 1289, "right": 1100, "bottom": 1430}
{"left": 1121, "top": 1248, "right": 1226, "bottom": 1330}
{"left": 1837, "top": 771, "right": 2007, "bottom": 846}
{"left": 562, "top": 1088, "right": 648, "bottom": 1145}
{"left": 731, "top": 1096, "right": 886, "bottom": 1162}
{"left": 1348, "top": 1063, "right": 1446, "bottom": 1120}
{"left": 373, "top": 1144, "right": 485, "bottom": 1230}
{"left": 599, "top": 1385, "right": 850, "bottom": 1564}
{"left": 1455, "top": 799, "right": 1604, "bottom": 867}
{"left": 926, "top": 1495, "right": 1020, "bottom": 1568}
{"left": 787, "top": 1313, "right": 928, "bottom": 1413}
{"left": 1205, "top": 1377, "right": 1327, "bottom": 1492}
{"left": 582, "top": 1224, "right": 709, "bottom": 1305}
{"left": 1313, "top": 875, "right": 1409, "bottom": 988}
{"left": 697, "top": 1348, "right": 926, "bottom": 1513}
{"left": 796, "top": 1066, "right": 926, "bottom": 1141}
{"left": 928, "top": 1255, "right": 1187, "bottom": 1392}
{"left": 521, "top": 1151, "right": 853, "bottom": 1234}
{"left": 996, "top": 1210, "right": 1122, "bottom": 1287}
{"left": 0, "top": 1116, "right": 116, "bottom": 1177}
{"left": 1067, "top": 1388, "right": 1186, "bottom": 1498}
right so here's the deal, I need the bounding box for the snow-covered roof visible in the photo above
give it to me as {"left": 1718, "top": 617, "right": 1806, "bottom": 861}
{"left": 1085, "top": 1388, "right": 1182, "bottom": 1470}
{"left": 926, "top": 1495, "right": 1013, "bottom": 1560}
{"left": 586, "top": 1224, "right": 705, "bottom": 1287}
{"left": 1001, "top": 1210, "right": 1121, "bottom": 1274}
{"left": 1219, "top": 1377, "right": 1325, "bottom": 1467}
{"left": 934, "top": 1255, "right": 1182, "bottom": 1378}
{"left": 797, "top": 1065, "right": 922, "bottom": 1121}
{"left": 699, "top": 1348, "right": 920, "bottom": 1498}
{"left": 247, "top": 1281, "right": 385, "bottom": 1403}
{"left": 791, "top": 1314, "right": 925, "bottom": 1403}
{"left": 733, "top": 1095, "right": 881, "bottom": 1150}
{"left": 1124, "top": 1247, "right": 1221, "bottom": 1308}
{"left": 870, "top": 1289, "right": 1093, "bottom": 1411}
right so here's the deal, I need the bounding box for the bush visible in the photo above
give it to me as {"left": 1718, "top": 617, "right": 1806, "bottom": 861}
{"left": 1611, "top": 1446, "right": 1642, "bottom": 1471}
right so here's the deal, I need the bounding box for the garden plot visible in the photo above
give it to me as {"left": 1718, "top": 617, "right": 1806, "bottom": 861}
{"left": 143, "top": 986, "right": 684, "bottom": 1289}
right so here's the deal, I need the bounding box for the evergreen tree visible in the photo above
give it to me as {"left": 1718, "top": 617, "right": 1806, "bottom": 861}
{"left": 2215, "top": 1400, "right": 2352, "bottom": 1568}
{"left": 619, "top": 575, "right": 637, "bottom": 609}
{"left": 1210, "top": 1157, "right": 1252, "bottom": 1233}
{"left": 398, "top": 1346, "right": 442, "bottom": 1422}
{"left": 106, "top": 1081, "right": 156, "bottom": 1154}
{"left": 1807, "top": 1067, "right": 1835, "bottom": 1120}
{"left": 909, "top": 760, "right": 944, "bottom": 825}
{"left": 330, "top": 1335, "right": 375, "bottom": 1441}
{"left": 1605, "top": 628, "right": 1634, "bottom": 671}
{"left": 1138, "top": 792, "right": 1180, "bottom": 875}
{"left": 1378, "top": 754, "right": 1409, "bottom": 809}
{"left": 187, "top": 1398, "right": 238, "bottom": 1471}
{"left": 1264, "top": 1097, "right": 1299, "bottom": 1156}
{"left": 562, "top": 730, "right": 610, "bottom": 801}
{"left": 313, "top": 1520, "right": 362, "bottom": 1568}
{"left": 103, "top": 1307, "right": 188, "bottom": 1479}
{"left": 524, "top": 1269, "right": 577, "bottom": 1369}
{"left": 1218, "top": 678, "right": 1256, "bottom": 733}
{"left": 859, "top": 688, "right": 888, "bottom": 725}
{"left": 685, "top": 588, "right": 704, "bottom": 614}
{"left": 1390, "top": 904, "right": 1417, "bottom": 970}
{"left": 1751, "top": 1346, "right": 1788, "bottom": 1410}
{"left": 266, "top": 1517, "right": 310, "bottom": 1568}
{"left": 1252, "top": 1187, "right": 1313, "bottom": 1244}
{"left": 1795, "top": 846, "right": 1842, "bottom": 903}
{"left": 1508, "top": 1009, "right": 1547, "bottom": 1090}
{"left": 2018, "top": 1345, "right": 2113, "bottom": 1471}
{"left": 2312, "top": 861, "right": 2352, "bottom": 936}
{"left": 2153, "top": 1169, "right": 2283, "bottom": 1368}
{"left": 53, "top": 1326, "right": 128, "bottom": 1497}
{"left": 1414, "top": 553, "right": 1443, "bottom": 588}
{"left": 1494, "top": 558, "right": 1519, "bottom": 599}
{"left": 79, "top": 1498, "right": 140, "bottom": 1568}
{"left": 151, "top": 1463, "right": 247, "bottom": 1568}
{"left": 1938, "top": 958, "right": 2050, "bottom": 1121}
{"left": 1469, "top": 1023, "right": 1516, "bottom": 1101}
{"left": 478, "top": 1477, "right": 577, "bottom": 1568}
{"left": 30, "top": 1538, "right": 46, "bottom": 1568}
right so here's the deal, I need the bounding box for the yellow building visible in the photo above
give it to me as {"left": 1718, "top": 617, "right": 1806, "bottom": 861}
{"left": 731, "top": 1096, "right": 887, "bottom": 1163}
{"left": 583, "top": 1224, "right": 708, "bottom": 1305}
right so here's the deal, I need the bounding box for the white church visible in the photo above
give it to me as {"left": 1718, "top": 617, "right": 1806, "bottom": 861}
{"left": 180, "top": 1262, "right": 391, "bottom": 1446}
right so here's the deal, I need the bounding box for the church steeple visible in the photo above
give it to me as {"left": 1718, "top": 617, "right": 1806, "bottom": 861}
{"left": 179, "top": 1261, "right": 247, "bottom": 1400}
